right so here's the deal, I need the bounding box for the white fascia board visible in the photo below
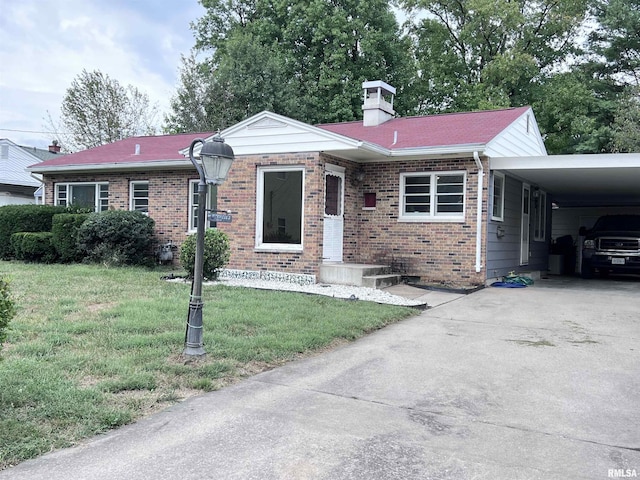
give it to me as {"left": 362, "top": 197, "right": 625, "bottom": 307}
{"left": 491, "top": 153, "right": 640, "bottom": 171}
{"left": 28, "top": 159, "right": 191, "bottom": 174}
{"left": 387, "top": 143, "right": 486, "bottom": 159}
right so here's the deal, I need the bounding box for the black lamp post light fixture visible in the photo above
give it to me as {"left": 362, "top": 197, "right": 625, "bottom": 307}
{"left": 184, "top": 135, "right": 235, "bottom": 357}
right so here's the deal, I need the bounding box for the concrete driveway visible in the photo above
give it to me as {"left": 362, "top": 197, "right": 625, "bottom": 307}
{"left": 2, "top": 278, "right": 639, "bottom": 480}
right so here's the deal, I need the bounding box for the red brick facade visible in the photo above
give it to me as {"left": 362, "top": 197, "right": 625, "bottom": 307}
{"left": 43, "top": 153, "right": 488, "bottom": 286}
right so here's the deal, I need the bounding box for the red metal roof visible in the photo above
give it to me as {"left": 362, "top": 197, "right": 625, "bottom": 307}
{"left": 316, "top": 107, "right": 530, "bottom": 149}
{"left": 29, "top": 132, "right": 214, "bottom": 169}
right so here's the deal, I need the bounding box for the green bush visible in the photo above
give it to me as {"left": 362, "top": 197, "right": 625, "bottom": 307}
{"left": 0, "top": 276, "right": 16, "bottom": 351}
{"left": 51, "top": 213, "right": 91, "bottom": 262}
{"left": 77, "top": 210, "right": 155, "bottom": 266}
{"left": 0, "top": 205, "right": 88, "bottom": 259}
{"left": 10, "top": 232, "right": 57, "bottom": 263}
{"left": 180, "top": 228, "right": 231, "bottom": 280}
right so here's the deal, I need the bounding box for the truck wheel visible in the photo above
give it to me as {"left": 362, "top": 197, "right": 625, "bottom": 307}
{"left": 581, "top": 261, "right": 594, "bottom": 279}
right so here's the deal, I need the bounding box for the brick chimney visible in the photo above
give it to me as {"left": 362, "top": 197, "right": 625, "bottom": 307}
{"left": 48, "top": 140, "right": 61, "bottom": 154}
{"left": 362, "top": 80, "right": 395, "bottom": 127}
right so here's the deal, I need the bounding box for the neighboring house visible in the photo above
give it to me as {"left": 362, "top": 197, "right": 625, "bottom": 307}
{"left": 0, "top": 139, "right": 61, "bottom": 205}
{"left": 28, "top": 81, "right": 640, "bottom": 286}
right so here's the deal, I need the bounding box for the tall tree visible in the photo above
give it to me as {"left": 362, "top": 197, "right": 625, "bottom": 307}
{"left": 590, "top": 0, "right": 640, "bottom": 86}
{"left": 400, "top": 0, "right": 590, "bottom": 114}
{"left": 167, "top": 0, "right": 415, "bottom": 130}
{"left": 164, "top": 54, "right": 218, "bottom": 134}
{"left": 611, "top": 85, "right": 640, "bottom": 151}
{"left": 56, "top": 69, "right": 158, "bottom": 151}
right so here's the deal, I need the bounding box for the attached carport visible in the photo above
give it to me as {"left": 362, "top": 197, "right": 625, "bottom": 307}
{"left": 490, "top": 153, "right": 640, "bottom": 276}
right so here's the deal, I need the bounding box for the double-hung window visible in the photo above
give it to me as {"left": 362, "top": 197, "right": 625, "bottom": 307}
{"left": 130, "top": 181, "right": 149, "bottom": 214}
{"left": 188, "top": 180, "right": 216, "bottom": 232}
{"left": 399, "top": 172, "right": 465, "bottom": 222}
{"left": 491, "top": 172, "right": 505, "bottom": 221}
{"left": 55, "top": 182, "right": 109, "bottom": 212}
{"left": 256, "top": 166, "right": 304, "bottom": 251}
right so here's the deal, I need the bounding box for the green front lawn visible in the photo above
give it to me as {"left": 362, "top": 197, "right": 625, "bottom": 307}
{"left": 0, "top": 262, "right": 415, "bottom": 469}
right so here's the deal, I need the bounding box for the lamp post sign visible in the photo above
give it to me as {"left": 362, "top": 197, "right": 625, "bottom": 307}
{"left": 184, "top": 135, "right": 235, "bottom": 357}
{"left": 208, "top": 212, "right": 232, "bottom": 223}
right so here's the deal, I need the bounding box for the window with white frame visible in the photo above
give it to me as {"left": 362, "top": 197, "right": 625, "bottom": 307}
{"left": 533, "top": 190, "right": 547, "bottom": 241}
{"left": 399, "top": 171, "right": 465, "bottom": 221}
{"left": 491, "top": 172, "right": 505, "bottom": 221}
{"left": 129, "top": 181, "right": 149, "bottom": 214}
{"left": 188, "top": 180, "right": 217, "bottom": 232}
{"left": 55, "top": 183, "right": 109, "bottom": 211}
{"left": 256, "top": 166, "right": 304, "bottom": 250}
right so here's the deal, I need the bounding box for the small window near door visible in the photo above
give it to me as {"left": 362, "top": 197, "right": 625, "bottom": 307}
{"left": 325, "top": 174, "right": 342, "bottom": 216}
{"left": 491, "top": 172, "right": 505, "bottom": 221}
{"left": 533, "top": 190, "right": 547, "bottom": 241}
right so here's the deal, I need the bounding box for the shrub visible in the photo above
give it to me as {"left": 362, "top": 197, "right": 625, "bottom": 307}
{"left": 51, "top": 213, "right": 91, "bottom": 262}
{"left": 0, "top": 277, "right": 16, "bottom": 351}
{"left": 180, "top": 229, "right": 231, "bottom": 280}
{"left": 10, "top": 232, "right": 57, "bottom": 263}
{"left": 77, "top": 210, "right": 155, "bottom": 266}
{"left": 0, "top": 205, "right": 89, "bottom": 259}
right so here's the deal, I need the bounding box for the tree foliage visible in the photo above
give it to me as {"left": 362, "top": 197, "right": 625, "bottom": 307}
{"left": 164, "top": 0, "right": 638, "bottom": 154}
{"left": 57, "top": 69, "right": 158, "bottom": 151}
{"left": 166, "top": 0, "right": 414, "bottom": 130}
{"left": 401, "top": 0, "right": 589, "bottom": 114}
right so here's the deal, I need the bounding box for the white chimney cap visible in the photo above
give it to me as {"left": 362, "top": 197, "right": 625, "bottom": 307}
{"left": 362, "top": 80, "right": 396, "bottom": 95}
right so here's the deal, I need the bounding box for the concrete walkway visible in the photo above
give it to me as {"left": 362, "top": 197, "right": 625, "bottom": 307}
{"left": 2, "top": 280, "right": 639, "bottom": 479}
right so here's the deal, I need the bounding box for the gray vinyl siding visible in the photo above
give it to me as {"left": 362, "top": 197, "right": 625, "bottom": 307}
{"left": 486, "top": 174, "right": 550, "bottom": 279}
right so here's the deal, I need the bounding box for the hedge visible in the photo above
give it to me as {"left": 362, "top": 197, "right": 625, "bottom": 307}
{"left": 51, "top": 213, "right": 91, "bottom": 262}
{"left": 77, "top": 210, "right": 156, "bottom": 266}
{"left": 0, "top": 276, "right": 15, "bottom": 352}
{"left": 0, "top": 205, "right": 88, "bottom": 259}
{"left": 11, "top": 232, "right": 57, "bottom": 263}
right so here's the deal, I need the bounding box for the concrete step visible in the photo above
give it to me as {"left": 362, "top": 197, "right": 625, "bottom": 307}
{"left": 361, "top": 274, "right": 402, "bottom": 289}
{"left": 319, "top": 263, "right": 392, "bottom": 287}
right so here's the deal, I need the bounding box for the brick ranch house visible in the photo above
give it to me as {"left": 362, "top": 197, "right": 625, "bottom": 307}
{"left": 29, "top": 81, "right": 550, "bottom": 287}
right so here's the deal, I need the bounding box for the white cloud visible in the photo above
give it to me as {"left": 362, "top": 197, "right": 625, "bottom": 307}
{"left": 0, "top": 0, "right": 203, "bottom": 148}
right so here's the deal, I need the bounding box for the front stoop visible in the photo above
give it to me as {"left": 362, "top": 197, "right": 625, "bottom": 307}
{"left": 319, "top": 263, "right": 401, "bottom": 289}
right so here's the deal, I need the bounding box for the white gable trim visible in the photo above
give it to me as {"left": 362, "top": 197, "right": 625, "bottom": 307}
{"left": 181, "top": 111, "right": 365, "bottom": 158}
{"left": 485, "top": 107, "right": 547, "bottom": 157}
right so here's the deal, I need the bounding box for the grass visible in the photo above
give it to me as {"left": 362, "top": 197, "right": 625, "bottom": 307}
{"left": 0, "top": 261, "right": 415, "bottom": 469}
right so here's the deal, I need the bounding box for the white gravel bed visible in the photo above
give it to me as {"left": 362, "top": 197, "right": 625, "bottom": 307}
{"left": 193, "top": 277, "right": 427, "bottom": 307}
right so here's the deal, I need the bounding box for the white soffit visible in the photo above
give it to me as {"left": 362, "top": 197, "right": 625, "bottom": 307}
{"left": 491, "top": 153, "right": 640, "bottom": 196}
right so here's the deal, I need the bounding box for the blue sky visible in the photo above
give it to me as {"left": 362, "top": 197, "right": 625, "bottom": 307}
{"left": 0, "top": 0, "right": 205, "bottom": 149}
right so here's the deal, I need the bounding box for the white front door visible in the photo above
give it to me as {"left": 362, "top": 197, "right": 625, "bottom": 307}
{"left": 323, "top": 165, "right": 345, "bottom": 262}
{"left": 520, "top": 184, "right": 530, "bottom": 265}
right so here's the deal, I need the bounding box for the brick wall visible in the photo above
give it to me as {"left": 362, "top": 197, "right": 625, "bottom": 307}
{"left": 43, "top": 153, "right": 489, "bottom": 286}
{"left": 350, "top": 156, "right": 488, "bottom": 286}
{"left": 43, "top": 169, "right": 198, "bottom": 248}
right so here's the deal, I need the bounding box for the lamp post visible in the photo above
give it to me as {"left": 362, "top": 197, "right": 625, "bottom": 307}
{"left": 184, "top": 135, "right": 235, "bottom": 357}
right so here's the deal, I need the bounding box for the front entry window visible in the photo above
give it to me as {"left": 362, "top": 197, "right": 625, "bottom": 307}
{"left": 256, "top": 167, "right": 304, "bottom": 250}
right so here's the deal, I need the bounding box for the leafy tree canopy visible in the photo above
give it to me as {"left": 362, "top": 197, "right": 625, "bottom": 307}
{"left": 166, "top": 0, "right": 414, "bottom": 131}
{"left": 55, "top": 69, "right": 158, "bottom": 151}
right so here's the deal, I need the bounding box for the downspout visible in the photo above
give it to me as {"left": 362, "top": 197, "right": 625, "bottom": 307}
{"left": 473, "top": 151, "right": 484, "bottom": 273}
